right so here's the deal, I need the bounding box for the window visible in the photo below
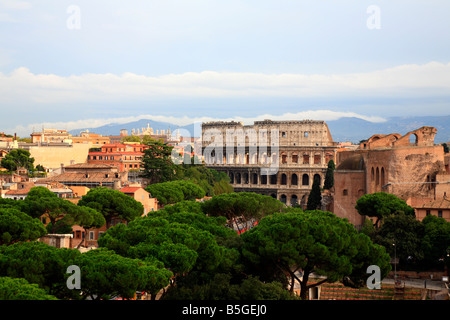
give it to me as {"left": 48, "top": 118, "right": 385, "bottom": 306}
{"left": 282, "top": 132, "right": 286, "bottom": 137}
{"left": 302, "top": 174, "right": 309, "bottom": 186}
{"left": 292, "top": 154, "right": 298, "bottom": 163}
{"left": 438, "top": 210, "right": 443, "bottom": 218}
{"left": 281, "top": 174, "right": 287, "bottom": 185}
{"left": 426, "top": 210, "right": 431, "bottom": 216}
{"left": 314, "top": 154, "right": 321, "bottom": 164}
{"left": 291, "top": 174, "right": 298, "bottom": 186}
{"left": 270, "top": 174, "right": 277, "bottom": 184}
{"left": 343, "top": 189, "right": 348, "bottom": 196}
{"left": 261, "top": 175, "right": 267, "bottom": 185}
{"left": 303, "top": 154, "right": 310, "bottom": 164}
{"left": 89, "top": 231, "right": 95, "bottom": 240}
{"left": 304, "top": 132, "right": 309, "bottom": 138}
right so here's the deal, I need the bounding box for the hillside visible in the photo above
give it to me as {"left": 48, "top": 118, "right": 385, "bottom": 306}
{"left": 69, "top": 115, "right": 450, "bottom": 144}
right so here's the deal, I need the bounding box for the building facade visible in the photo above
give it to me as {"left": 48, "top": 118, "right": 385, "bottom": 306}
{"left": 41, "top": 163, "right": 128, "bottom": 189}
{"left": 119, "top": 186, "right": 158, "bottom": 215}
{"left": 31, "top": 128, "right": 71, "bottom": 144}
{"left": 201, "top": 119, "right": 337, "bottom": 207}
{"left": 87, "top": 143, "right": 148, "bottom": 172}
{"left": 333, "top": 126, "right": 450, "bottom": 225}
{"left": 70, "top": 130, "right": 110, "bottom": 147}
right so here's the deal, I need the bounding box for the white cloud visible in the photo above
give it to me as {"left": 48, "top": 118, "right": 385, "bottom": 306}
{"left": 1, "top": 62, "right": 449, "bottom": 106}
{"left": 0, "top": 0, "right": 31, "bottom": 10}
{"left": 2, "top": 61, "right": 449, "bottom": 137}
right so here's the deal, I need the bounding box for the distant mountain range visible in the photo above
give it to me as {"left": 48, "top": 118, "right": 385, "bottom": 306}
{"left": 326, "top": 116, "right": 450, "bottom": 143}
{"left": 69, "top": 115, "right": 450, "bottom": 144}
{"left": 69, "top": 119, "right": 197, "bottom": 138}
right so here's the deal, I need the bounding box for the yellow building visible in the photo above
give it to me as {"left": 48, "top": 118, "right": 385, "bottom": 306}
{"left": 71, "top": 130, "right": 110, "bottom": 147}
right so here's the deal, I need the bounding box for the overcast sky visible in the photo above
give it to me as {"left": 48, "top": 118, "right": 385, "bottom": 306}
{"left": 1, "top": 0, "right": 449, "bottom": 136}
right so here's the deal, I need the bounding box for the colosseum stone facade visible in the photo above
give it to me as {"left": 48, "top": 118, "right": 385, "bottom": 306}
{"left": 201, "top": 119, "right": 337, "bottom": 207}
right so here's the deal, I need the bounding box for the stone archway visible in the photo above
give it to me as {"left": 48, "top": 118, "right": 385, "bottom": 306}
{"left": 291, "top": 174, "right": 298, "bottom": 186}
{"left": 291, "top": 195, "right": 298, "bottom": 206}
{"left": 302, "top": 174, "right": 309, "bottom": 186}
{"left": 281, "top": 173, "right": 287, "bottom": 185}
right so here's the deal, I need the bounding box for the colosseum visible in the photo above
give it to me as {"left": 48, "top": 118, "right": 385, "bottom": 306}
{"left": 201, "top": 119, "right": 338, "bottom": 207}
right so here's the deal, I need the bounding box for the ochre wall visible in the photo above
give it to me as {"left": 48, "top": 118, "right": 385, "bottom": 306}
{"left": 29, "top": 144, "right": 90, "bottom": 170}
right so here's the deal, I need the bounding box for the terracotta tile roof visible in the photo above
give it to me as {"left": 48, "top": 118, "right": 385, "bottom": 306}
{"left": 421, "top": 198, "right": 450, "bottom": 209}
{"left": 65, "top": 163, "right": 115, "bottom": 169}
{"left": 101, "top": 143, "right": 147, "bottom": 148}
{"left": 6, "top": 187, "right": 32, "bottom": 195}
{"left": 120, "top": 187, "right": 142, "bottom": 193}
{"left": 42, "top": 172, "right": 124, "bottom": 183}
{"left": 88, "top": 151, "right": 144, "bottom": 155}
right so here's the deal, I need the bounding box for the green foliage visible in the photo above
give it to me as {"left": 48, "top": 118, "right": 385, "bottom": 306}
{"left": 74, "top": 248, "right": 172, "bottom": 300}
{"left": 26, "top": 186, "right": 57, "bottom": 200}
{"left": 163, "top": 274, "right": 296, "bottom": 300}
{"left": 73, "top": 206, "right": 106, "bottom": 231}
{"left": 0, "top": 207, "right": 47, "bottom": 245}
{"left": 306, "top": 177, "right": 322, "bottom": 210}
{"left": 176, "top": 165, "right": 233, "bottom": 196}
{"left": 213, "top": 179, "right": 234, "bottom": 195}
{"left": 372, "top": 212, "right": 424, "bottom": 265}
{"left": 141, "top": 140, "right": 179, "bottom": 184}
{"left": 77, "top": 187, "right": 143, "bottom": 227}
{"left": 420, "top": 215, "right": 450, "bottom": 269}
{"left": 146, "top": 180, "right": 206, "bottom": 205}
{"left": 355, "top": 192, "right": 415, "bottom": 228}
{"left": 45, "top": 219, "right": 73, "bottom": 234}
{"left": 158, "top": 201, "right": 237, "bottom": 241}
{"left": 0, "top": 149, "right": 35, "bottom": 172}
{"left": 323, "top": 160, "right": 335, "bottom": 190}
{"left": 241, "top": 209, "right": 391, "bottom": 300}
{"left": 98, "top": 214, "right": 230, "bottom": 275}
{"left": 98, "top": 204, "right": 240, "bottom": 300}
{"left": 141, "top": 140, "right": 233, "bottom": 198}
{"left": 121, "top": 135, "right": 141, "bottom": 143}
{"left": 0, "top": 277, "right": 58, "bottom": 300}
{"left": 201, "top": 192, "right": 284, "bottom": 233}
{"left": 0, "top": 198, "right": 22, "bottom": 210}
{"left": 0, "top": 241, "right": 80, "bottom": 299}
{"left": 359, "top": 217, "right": 376, "bottom": 237}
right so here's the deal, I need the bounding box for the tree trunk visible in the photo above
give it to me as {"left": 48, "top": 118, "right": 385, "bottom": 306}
{"left": 233, "top": 217, "right": 242, "bottom": 234}
{"left": 299, "top": 271, "right": 309, "bottom": 300}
